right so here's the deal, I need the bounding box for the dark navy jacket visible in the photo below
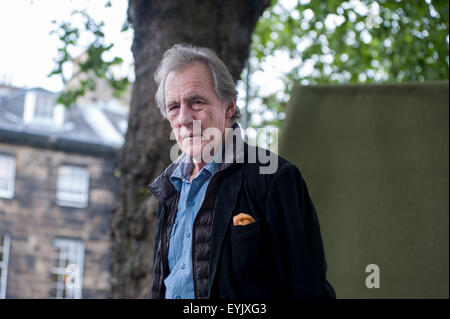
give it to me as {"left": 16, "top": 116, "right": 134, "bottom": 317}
{"left": 148, "top": 125, "right": 336, "bottom": 299}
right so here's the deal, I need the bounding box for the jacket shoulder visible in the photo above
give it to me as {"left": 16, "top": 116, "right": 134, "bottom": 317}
{"left": 240, "top": 144, "right": 300, "bottom": 179}
{"left": 238, "top": 145, "right": 303, "bottom": 200}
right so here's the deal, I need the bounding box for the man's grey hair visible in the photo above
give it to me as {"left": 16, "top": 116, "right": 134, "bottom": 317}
{"left": 154, "top": 44, "right": 241, "bottom": 124}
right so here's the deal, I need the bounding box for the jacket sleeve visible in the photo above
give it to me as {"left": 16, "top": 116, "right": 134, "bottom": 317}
{"left": 264, "top": 163, "right": 336, "bottom": 298}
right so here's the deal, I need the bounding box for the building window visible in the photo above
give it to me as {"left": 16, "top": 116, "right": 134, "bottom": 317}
{"left": 23, "top": 91, "right": 65, "bottom": 127}
{"left": 0, "top": 154, "right": 16, "bottom": 199}
{"left": 34, "top": 95, "right": 55, "bottom": 121}
{"left": 56, "top": 166, "right": 89, "bottom": 208}
{"left": 0, "top": 233, "right": 11, "bottom": 299}
{"left": 50, "top": 238, "right": 84, "bottom": 299}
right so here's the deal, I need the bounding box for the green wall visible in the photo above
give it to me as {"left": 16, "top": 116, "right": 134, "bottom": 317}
{"left": 279, "top": 82, "right": 449, "bottom": 298}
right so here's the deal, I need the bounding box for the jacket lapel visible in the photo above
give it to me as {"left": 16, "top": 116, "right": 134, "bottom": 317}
{"left": 208, "top": 168, "right": 242, "bottom": 297}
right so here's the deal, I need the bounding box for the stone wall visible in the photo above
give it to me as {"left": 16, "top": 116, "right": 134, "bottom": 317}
{"left": 0, "top": 142, "right": 119, "bottom": 298}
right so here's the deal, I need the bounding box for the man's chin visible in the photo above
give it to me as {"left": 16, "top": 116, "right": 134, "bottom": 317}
{"left": 180, "top": 139, "right": 220, "bottom": 163}
{"left": 184, "top": 152, "right": 203, "bottom": 164}
{"left": 180, "top": 144, "right": 203, "bottom": 162}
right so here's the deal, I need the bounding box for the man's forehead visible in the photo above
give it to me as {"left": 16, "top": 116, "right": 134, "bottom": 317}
{"left": 165, "top": 63, "right": 214, "bottom": 88}
{"left": 164, "top": 64, "right": 216, "bottom": 100}
{"left": 165, "top": 83, "right": 209, "bottom": 100}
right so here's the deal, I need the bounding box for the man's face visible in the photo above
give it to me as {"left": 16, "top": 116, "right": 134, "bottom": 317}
{"left": 164, "top": 62, "right": 234, "bottom": 162}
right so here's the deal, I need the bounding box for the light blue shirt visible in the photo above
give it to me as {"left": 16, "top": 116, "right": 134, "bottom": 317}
{"left": 164, "top": 157, "right": 218, "bottom": 299}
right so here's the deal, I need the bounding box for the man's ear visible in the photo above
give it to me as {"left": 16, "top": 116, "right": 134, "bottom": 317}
{"left": 225, "top": 98, "right": 236, "bottom": 120}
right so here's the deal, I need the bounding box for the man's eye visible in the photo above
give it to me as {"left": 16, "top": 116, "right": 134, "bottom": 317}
{"left": 168, "top": 105, "right": 179, "bottom": 111}
{"left": 195, "top": 100, "right": 204, "bottom": 105}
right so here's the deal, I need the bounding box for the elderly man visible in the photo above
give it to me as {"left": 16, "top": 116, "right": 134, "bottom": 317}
{"left": 148, "top": 44, "right": 335, "bottom": 299}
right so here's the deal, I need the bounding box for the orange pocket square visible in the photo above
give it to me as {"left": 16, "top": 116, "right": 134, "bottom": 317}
{"left": 233, "top": 213, "right": 256, "bottom": 226}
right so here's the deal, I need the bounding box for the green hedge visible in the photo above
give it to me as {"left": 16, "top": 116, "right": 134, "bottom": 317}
{"left": 280, "top": 82, "right": 449, "bottom": 298}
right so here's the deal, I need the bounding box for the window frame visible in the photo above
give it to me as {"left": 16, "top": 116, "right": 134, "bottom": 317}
{"left": 0, "top": 154, "right": 16, "bottom": 199}
{"left": 34, "top": 94, "right": 55, "bottom": 123}
{"left": 50, "top": 238, "right": 84, "bottom": 299}
{"left": 23, "top": 91, "right": 65, "bottom": 127}
{"left": 56, "top": 165, "right": 90, "bottom": 208}
{"left": 0, "top": 233, "right": 11, "bottom": 299}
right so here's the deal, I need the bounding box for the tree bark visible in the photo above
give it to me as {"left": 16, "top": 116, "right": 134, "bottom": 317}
{"left": 110, "top": 0, "right": 270, "bottom": 298}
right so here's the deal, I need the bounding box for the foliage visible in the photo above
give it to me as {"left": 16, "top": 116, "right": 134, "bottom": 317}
{"left": 48, "top": 3, "right": 130, "bottom": 107}
{"left": 247, "top": 0, "right": 449, "bottom": 129}
{"left": 48, "top": 0, "right": 449, "bottom": 127}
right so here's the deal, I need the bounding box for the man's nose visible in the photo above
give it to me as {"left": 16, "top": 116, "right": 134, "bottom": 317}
{"left": 178, "top": 103, "right": 194, "bottom": 127}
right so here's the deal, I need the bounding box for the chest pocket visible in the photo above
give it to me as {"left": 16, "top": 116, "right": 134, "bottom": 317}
{"left": 230, "top": 218, "right": 268, "bottom": 295}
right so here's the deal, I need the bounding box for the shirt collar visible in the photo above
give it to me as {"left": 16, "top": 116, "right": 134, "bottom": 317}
{"left": 169, "top": 156, "right": 218, "bottom": 191}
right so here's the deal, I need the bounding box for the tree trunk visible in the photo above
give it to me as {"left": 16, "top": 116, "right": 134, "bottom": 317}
{"left": 110, "top": 0, "right": 270, "bottom": 298}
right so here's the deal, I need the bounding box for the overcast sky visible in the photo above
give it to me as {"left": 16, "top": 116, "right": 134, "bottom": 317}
{"left": 0, "top": 0, "right": 132, "bottom": 92}
{"left": 0, "top": 0, "right": 298, "bottom": 130}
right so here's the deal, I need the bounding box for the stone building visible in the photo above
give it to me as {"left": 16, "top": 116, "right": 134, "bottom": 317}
{"left": 0, "top": 85, "right": 128, "bottom": 298}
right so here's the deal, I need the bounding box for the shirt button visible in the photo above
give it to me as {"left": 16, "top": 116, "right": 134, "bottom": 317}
{"left": 186, "top": 233, "right": 190, "bottom": 238}
{"left": 188, "top": 200, "right": 195, "bottom": 207}
{"left": 181, "top": 263, "right": 185, "bottom": 269}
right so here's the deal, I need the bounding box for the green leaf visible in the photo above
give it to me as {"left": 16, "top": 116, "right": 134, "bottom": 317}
{"left": 247, "top": 0, "right": 449, "bottom": 129}
{"left": 49, "top": 2, "right": 131, "bottom": 108}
